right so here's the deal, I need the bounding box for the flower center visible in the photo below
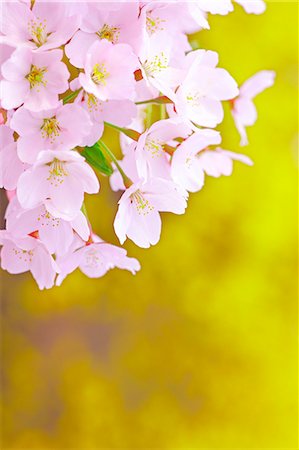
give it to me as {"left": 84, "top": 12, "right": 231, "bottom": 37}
{"left": 85, "top": 249, "right": 102, "bottom": 269}
{"left": 37, "top": 210, "right": 60, "bottom": 227}
{"left": 186, "top": 91, "right": 202, "bottom": 107}
{"left": 96, "top": 24, "right": 120, "bottom": 43}
{"left": 143, "top": 53, "right": 168, "bottom": 77}
{"left": 146, "top": 14, "right": 166, "bottom": 35}
{"left": 28, "top": 18, "right": 48, "bottom": 46}
{"left": 26, "top": 65, "right": 47, "bottom": 89}
{"left": 91, "top": 63, "right": 109, "bottom": 85}
{"left": 145, "top": 138, "right": 163, "bottom": 157}
{"left": 41, "top": 117, "right": 61, "bottom": 141}
{"left": 86, "top": 93, "right": 101, "bottom": 112}
{"left": 131, "top": 190, "right": 154, "bottom": 215}
{"left": 13, "top": 248, "right": 34, "bottom": 263}
{"left": 47, "top": 159, "right": 68, "bottom": 186}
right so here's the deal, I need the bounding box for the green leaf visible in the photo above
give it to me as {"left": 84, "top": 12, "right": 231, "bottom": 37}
{"left": 82, "top": 143, "right": 113, "bottom": 176}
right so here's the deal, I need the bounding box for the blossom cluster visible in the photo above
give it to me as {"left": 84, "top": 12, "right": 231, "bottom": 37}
{"left": 0, "top": 0, "right": 275, "bottom": 289}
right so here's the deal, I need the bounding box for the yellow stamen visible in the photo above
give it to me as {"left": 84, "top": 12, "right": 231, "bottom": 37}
{"left": 146, "top": 14, "right": 166, "bottom": 35}
{"left": 41, "top": 117, "right": 61, "bottom": 141}
{"left": 28, "top": 18, "right": 48, "bottom": 46}
{"left": 96, "top": 24, "right": 120, "bottom": 43}
{"left": 143, "top": 53, "right": 168, "bottom": 77}
{"left": 26, "top": 65, "right": 47, "bottom": 89}
{"left": 145, "top": 138, "right": 163, "bottom": 157}
{"left": 91, "top": 63, "right": 109, "bottom": 85}
{"left": 47, "top": 159, "right": 68, "bottom": 186}
{"left": 131, "top": 190, "right": 154, "bottom": 215}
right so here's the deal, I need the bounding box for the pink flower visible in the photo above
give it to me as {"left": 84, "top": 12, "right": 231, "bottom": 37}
{"left": 109, "top": 143, "right": 140, "bottom": 192}
{"left": 231, "top": 70, "right": 275, "bottom": 146}
{"left": 79, "top": 40, "right": 137, "bottom": 101}
{"left": 114, "top": 178, "right": 188, "bottom": 248}
{"left": 56, "top": 234, "right": 140, "bottom": 285}
{"left": 235, "top": 0, "right": 266, "bottom": 14}
{"left": 171, "top": 129, "right": 253, "bottom": 192}
{"left": 182, "top": 0, "right": 233, "bottom": 31}
{"left": 197, "top": 148, "right": 253, "bottom": 177}
{"left": 70, "top": 79, "right": 137, "bottom": 147}
{"left": 0, "top": 125, "right": 27, "bottom": 190}
{"left": 0, "top": 231, "right": 59, "bottom": 290}
{"left": 1, "top": 1, "right": 80, "bottom": 51}
{"left": 171, "top": 129, "right": 222, "bottom": 192}
{"left": 0, "top": 47, "right": 69, "bottom": 111}
{"left": 135, "top": 119, "right": 191, "bottom": 179}
{"left": 169, "top": 50, "right": 239, "bottom": 128}
{"left": 139, "top": 32, "right": 185, "bottom": 99}
{"left": 17, "top": 150, "right": 99, "bottom": 220}
{"left": 10, "top": 103, "right": 92, "bottom": 163}
{"left": 6, "top": 198, "right": 90, "bottom": 256}
{"left": 65, "top": 2, "right": 142, "bottom": 68}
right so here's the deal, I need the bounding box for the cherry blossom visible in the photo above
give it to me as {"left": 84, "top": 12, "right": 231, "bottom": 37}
{"left": 134, "top": 118, "right": 191, "bottom": 179}
{"left": 79, "top": 39, "right": 137, "bottom": 101}
{"left": 56, "top": 234, "right": 140, "bottom": 285}
{"left": 6, "top": 198, "right": 90, "bottom": 256}
{"left": 70, "top": 79, "right": 137, "bottom": 147}
{"left": 65, "top": 2, "right": 142, "bottom": 68}
{"left": 0, "top": 47, "right": 69, "bottom": 111}
{"left": 1, "top": 1, "right": 80, "bottom": 51}
{"left": 171, "top": 129, "right": 222, "bottom": 192}
{"left": 0, "top": 231, "right": 59, "bottom": 289}
{"left": 235, "top": 0, "right": 266, "bottom": 14}
{"left": 230, "top": 70, "right": 276, "bottom": 145}
{"left": 114, "top": 178, "right": 188, "bottom": 248}
{"left": 0, "top": 125, "right": 27, "bottom": 190}
{"left": 17, "top": 150, "right": 99, "bottom": 220}
{"left": 10, "top": 103, "right": 93, "bottom": 163}
{"left": 168, "top": 50, "right": 239, "bottom": 128}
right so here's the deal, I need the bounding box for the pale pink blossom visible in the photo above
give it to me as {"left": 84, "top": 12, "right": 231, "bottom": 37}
{"left": 135, "top": 118, "right": 191, "bottom": 179}
{"left": 139, "top": 32, "right": 185, "bottom": 99}
{"left": 231, "top": 70, "right": 275, "bottom": 145}
{"left": 56, "top": 234, "right": 140, "bottom": 285}
{"left": 0, "top": 125, "right": 27, "bottom": 190}
{"left": 79, "top": 39, "right": 137, "bottom": 101}
{"left": 114, "top": 178, "right": 188, "bottom": 248}
{"left": 110, "top": 143, "right": 140, "bottom": 192}
{"left": 10, "top": 103, "right": 92, "bottom": 163}
{"left": 5, "top": 198, "right": 90, "bottom": 256}
{"left": 182, "top": 0, "right": 233, "bottom": 31}
{"left": 140, "top": 3, "right": 191, "bottom": 60}
{"left": 235, "top": 0, "right": 266, "bottom": 14}
{"left": 169, "top": 50, "right": 239, "bottom": 129}
{"left": 70, "top": 79, "right": 137, "bottom": 147}
{"left": 17, "top": 150, "right": 99, "bottom": 220}
{"left": 0, "top": 231, "right": 59, "bottom": 290}
{"left": 197, "top": 147, "right": 253, "bottom": 177}
{"left": 1, "top": 1, "right": 80, "bottom": 51}
{"left": 171, "top": 129, "right": 222, "bottom": 192}
{"left": 0, "top": 47, "right": 69, "bottom": 111}
{"left": 65, "top": 2, "right": 142, "bottom": 68}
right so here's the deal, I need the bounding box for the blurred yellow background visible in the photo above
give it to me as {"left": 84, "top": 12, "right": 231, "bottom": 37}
{"left": 1, "top": 2, "right": 298, "bottom": 448}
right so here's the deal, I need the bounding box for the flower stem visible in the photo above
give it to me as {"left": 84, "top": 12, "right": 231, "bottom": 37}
{"left": 135, "top": 96, "right": 173, "bottom": 106}
{"left": 160, "top": 104, "right": 166, "bottom": 120}
{"left": 98, "top": 140, "right": 132, "bottom": 188}
{"left": 104, "top": 121, "right": 141, "bottom": 141}
{"left": 62, "top": 88, "right": 82, "bottom": 105}
{"left": 81, "top": 202, "right": 89, "bottom": 220}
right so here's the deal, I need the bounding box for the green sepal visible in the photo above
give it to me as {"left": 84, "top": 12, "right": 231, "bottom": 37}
{"left": 82, "top": 143, "right": 113, "bottom": 176}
